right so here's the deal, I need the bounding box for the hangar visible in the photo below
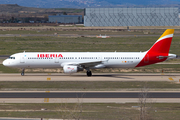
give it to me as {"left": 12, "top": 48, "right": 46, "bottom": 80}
{"left": 84, "top": 7, "right": 179, "bottom": 26}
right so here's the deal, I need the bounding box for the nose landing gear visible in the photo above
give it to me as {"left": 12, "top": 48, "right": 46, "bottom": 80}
{"left": 21, "top": 69, "right": 25, "bottom": 76}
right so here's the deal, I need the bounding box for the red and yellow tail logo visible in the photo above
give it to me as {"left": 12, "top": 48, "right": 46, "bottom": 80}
{"left": 149, "top": 29, "right": 174, "bottom": 54}
{"left": 136, "top": 29, "right": 174, "bottom": 67}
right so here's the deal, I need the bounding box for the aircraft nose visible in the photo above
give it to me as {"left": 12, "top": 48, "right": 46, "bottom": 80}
{"left": 3, "top": 59, "right": 8, "bottom": 66}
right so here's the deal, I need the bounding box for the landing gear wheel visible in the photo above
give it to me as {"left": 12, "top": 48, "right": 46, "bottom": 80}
{"left": 21, "top": 68, "right": 25, "bottom": 76}
{"left": 21, "top": 72, "right": 24, "bottom": 76}
{"left": 86, "top": 71, "right": 92, "bottom": 77}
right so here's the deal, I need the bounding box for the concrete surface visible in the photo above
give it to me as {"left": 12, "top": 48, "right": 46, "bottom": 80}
{"left": 0, "top": 73, "right": 179, "bottom": 82}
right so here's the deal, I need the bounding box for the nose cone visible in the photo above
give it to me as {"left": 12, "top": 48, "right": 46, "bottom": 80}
{"left": 3, "top": 60, "right": 6, "bottom": 66}
{"left": 3, "top": 59, "right": 9, "bottom": 66}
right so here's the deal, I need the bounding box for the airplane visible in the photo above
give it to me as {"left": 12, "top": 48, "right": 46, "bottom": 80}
{"left": 3, "top": 29, "right": 177, "bottom": 76}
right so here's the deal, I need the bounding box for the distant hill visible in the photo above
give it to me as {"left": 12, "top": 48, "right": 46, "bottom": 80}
{"left": 0, "top": 4, "right": 83, "bottom": 14}
{"left": 0, "top": 0, "right": 180, "bottom": 8}
{"left": 0, "top": 4, "right": 46, "bottom": 13}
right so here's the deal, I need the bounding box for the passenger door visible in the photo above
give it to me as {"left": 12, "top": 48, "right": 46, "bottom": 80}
{"left": 98, "top": 55, "right": 102, "bottom": 61}
{"left": 54, "top": 57, "right": 59, "bottom": 63}
{"left": 20, "top": 54, "right": 25, "bottom": 63}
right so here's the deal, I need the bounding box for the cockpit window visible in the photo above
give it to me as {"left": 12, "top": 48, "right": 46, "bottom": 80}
{"left": 8, "top": 57, "right": 15, "bottom": 59}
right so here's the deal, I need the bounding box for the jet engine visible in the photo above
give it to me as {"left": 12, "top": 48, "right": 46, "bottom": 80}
{"left": 63, "top": 65, "right": 83, "bottom": 73}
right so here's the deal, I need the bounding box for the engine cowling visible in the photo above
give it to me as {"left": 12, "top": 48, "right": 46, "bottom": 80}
{"left": 63, "top": 65, "right": 83, "bottom": 73}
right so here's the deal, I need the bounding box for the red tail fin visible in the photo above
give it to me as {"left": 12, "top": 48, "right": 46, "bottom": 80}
{"left": 148, "top": 29, "right": 174, "bottom": 54}
{"left": 136, "top": 29, "right": 174, "bottom": 67}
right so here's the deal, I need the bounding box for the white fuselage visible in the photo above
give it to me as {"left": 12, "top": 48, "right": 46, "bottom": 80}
{"left": 3, "top": 52, "right": 147, "bottom": 69}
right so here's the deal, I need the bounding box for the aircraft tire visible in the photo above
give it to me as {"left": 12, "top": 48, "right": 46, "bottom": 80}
{"left": 87, "top": 71, "right": 92, "bottom": 77}
{"left": 21, "top": 72, "right": 24, "bottom": 76}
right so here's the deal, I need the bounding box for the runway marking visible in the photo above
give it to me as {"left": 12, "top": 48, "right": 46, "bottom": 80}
{"left": 47, "top": 78, "right": 51, "bottom": 81}
{"left": 44, "top": 98, "right": 49, "bottom": 102}
{"left": 168, "top": 77, "right": 174, "bottom": 81}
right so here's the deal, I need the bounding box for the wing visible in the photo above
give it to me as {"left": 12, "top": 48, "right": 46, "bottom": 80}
{"left": 61, "top": 60, "right": 108, "bottom": 68}
{"left": 78, "top": 61, "right": 103, "bottom": 68}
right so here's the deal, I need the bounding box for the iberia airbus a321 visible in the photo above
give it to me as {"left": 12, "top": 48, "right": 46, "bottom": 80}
{"left": 3, "top": 29, "right": 177, "bottom": 76}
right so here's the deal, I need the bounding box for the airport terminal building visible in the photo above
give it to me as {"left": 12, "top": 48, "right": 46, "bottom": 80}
{"left": 84, "top": 7, "right": 179, "bottom": 26}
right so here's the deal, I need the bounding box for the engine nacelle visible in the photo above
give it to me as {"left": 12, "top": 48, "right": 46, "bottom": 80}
{"left": 63, "top": 65, "right": 83, "bottom": 73}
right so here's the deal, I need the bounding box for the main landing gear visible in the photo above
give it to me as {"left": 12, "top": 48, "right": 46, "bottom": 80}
{"left": 21, "top": 68, "right": 25, "bottom": 76}
{"left": 86, "top": 70, "right": 92, "bottom": 77}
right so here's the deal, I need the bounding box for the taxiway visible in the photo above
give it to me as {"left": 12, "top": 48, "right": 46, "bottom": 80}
{"left": 0, "top": 73, "right": 179, "bottom": 82}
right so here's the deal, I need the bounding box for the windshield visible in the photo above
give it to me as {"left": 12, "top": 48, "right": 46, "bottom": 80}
{"left": 8, "top": 57, "right": 15, "bottom": 59}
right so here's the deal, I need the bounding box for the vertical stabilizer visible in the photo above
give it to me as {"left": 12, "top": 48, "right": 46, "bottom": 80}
{"left": 136, "top": 29, "right": 174, "bottom": 67}
{"left": 148, "top": 29, "right": 174, "bottom": 54}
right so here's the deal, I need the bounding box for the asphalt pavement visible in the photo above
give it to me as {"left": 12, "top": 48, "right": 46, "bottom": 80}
{"left": 0, "top": 92, "right": 180, "bottom": 98}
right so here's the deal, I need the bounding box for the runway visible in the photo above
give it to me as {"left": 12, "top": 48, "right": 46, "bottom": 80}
{"left": 0, "top": 92, "right": 180, "bottom": 98}
{"left": 0, "top": 55, "right": 9, "bottom": 59}
{"left": 1, "top": 34, "right": 180, "bottom": 38}
{"left": 0, "top": 73, "right": 179, "bottom": 82}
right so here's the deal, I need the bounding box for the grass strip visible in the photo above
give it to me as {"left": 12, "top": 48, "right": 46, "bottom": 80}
{"left": 0, "top": 36, "right": 180, "bottom": 55}
{"left": 0, "top": 103, "right": 179, "bottom": 120}
{"left": 0, "top": 81, "right": 179, "bottom": 91}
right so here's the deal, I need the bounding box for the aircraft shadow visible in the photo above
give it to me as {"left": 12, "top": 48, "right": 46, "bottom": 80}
{"left": 24, "top": 74, "right": 133, "bottom": 79}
